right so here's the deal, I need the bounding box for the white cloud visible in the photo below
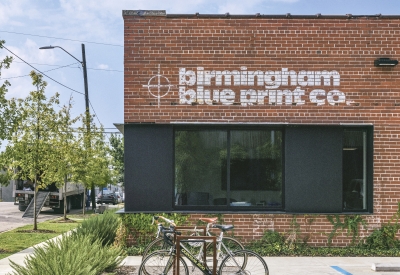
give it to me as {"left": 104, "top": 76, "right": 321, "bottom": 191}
{"left": 97, "top": 64, "right": 109, "bottom": 70}
{"left": 0, "top": 0, "right": 28, "bottom": 26}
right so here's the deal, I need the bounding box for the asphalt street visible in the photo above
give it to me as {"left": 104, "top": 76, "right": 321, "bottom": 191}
{"left": 0, "top": 201, "right": 90, "bottom": 233}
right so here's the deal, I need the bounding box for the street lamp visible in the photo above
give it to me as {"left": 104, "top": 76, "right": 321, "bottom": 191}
{"left": 39, "top": 44, "right": 94, "bottom": 208}
{"left": 39, "top": 45, "right": 89, "bottom": 118}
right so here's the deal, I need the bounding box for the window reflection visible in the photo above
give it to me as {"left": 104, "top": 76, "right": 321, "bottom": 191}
{"left": 174, "top": 129, "right": 283, "bottom": 209}
{"left": 175, "top": 130, "right": 227, "bottom": 206}
{"left": 343, "top": 130, "right": 367, "bottom": 210}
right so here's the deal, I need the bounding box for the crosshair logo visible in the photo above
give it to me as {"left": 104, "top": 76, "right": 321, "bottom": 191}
{"left": 143, "top": 64, "right": 175, "bottom": 107}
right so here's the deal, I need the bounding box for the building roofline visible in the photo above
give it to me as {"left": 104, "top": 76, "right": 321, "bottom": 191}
{"left": 122, "top": 10, "right": 400, "bottom": 19}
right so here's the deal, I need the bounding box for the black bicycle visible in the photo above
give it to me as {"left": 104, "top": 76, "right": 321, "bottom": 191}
{"left": 142, "top": 215, "right": 244, "bottom": 268}
{"left": 139, "top": 227, "right": 269, "bottom": 275}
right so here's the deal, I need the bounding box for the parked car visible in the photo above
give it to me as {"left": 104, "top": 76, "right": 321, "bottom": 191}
{"left": 96, "top": 190, "right": 118, "bottom": 205}
{"left": 115, "top": 192, "right": 123, "bottom": 204}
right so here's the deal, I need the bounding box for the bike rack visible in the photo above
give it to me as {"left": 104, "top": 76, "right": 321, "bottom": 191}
{"left": 174, "top": 226, "right": 217, "bottom": 275}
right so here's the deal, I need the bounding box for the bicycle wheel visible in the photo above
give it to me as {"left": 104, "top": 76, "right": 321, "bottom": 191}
{"left": 142, "top": 237, "right": 172, "bottom": 261}
{"left": 207, "top": 236, "right": 244, "bottom": 258}
{"left": 139, "top": 250, "right": 189, "bottom": 275}
{"left": 218, "top": 249, "right": 269, "bottom": 275}
{"left": 205, "top": 236, "right": 245, "bottom": 269}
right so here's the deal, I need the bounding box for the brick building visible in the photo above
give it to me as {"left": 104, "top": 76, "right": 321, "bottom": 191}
{"left": 122, "top": 10, "right": 400, "bottom": 246}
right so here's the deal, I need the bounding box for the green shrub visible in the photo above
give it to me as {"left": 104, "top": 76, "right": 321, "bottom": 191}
{"left": 363, "top": 202, "right": 400, "bottom": 250}
{"left": 247, "top": 230, "right": 287, "bottom": 255}
{"left": 72, "top": 210, "right": 120, "bottom": 246}
{"left": 125, "top": 245, "right": 144, "bottom": 256}
{"left": 9, "top": 234, "right": 124, "bottom": 275}
{"left": 247, "top": 228, "right": 400, "bottom": 257}
{"left": 118, "top": 213, "right": 189, "bottom": 248}
{"left": 363, "top": 224, "right": 400, "bottom": 249}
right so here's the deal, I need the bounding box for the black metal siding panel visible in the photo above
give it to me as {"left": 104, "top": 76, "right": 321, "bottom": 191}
{"left": 285, "top": 126, "right": 343, "bottom": 213}
{"left": 124, "top": 124, "right": 174, "bottom": 212}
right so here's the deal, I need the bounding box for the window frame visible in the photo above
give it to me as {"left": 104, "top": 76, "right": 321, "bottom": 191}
{"left": 342, "top": 126, "right": 374, "bottom": 213}
{"left": 172, "top": 123, "right": 373, "bottom": 214}
{"left": 173, "top": 124, "right": 285, "bottom": 212}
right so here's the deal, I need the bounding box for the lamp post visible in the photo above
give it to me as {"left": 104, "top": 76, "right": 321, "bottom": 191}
{"left": 39, "top": 44, "right": 95, "bottom": 209}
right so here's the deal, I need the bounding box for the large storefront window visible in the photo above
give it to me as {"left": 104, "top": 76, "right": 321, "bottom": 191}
{"left": 174, "top": 129, "right": 283, "bottom": 209}
{"left": 343, "top": 129, "right": 368, "bottom": 211}
{"left": 124, "top": 124, "right": 372, "bottom": 213}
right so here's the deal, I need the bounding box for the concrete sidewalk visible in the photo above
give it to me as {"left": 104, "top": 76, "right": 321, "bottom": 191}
{"left": 0, "top": 234, "right": 68, "bottom": 275}
{"left": 122, "top": 256, "right": 400, "bottom": 275}
{"left": 2, "top": 248, "right": 400, "bottom": 275}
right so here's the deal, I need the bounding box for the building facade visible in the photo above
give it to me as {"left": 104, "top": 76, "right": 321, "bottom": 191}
{"left": 122, "top": 11, "right": 400, "bottom": 245}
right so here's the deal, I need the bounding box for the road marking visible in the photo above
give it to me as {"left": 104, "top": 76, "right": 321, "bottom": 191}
{"left": 331, "top": 266, "right": 353, "bottom": 275}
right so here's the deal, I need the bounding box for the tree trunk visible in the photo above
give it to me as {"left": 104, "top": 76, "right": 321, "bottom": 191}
{"left": 63, "top": 176, "right": 67, "bottom": 220}
{"left": 82, "top": 188, "right": 86, "bottom": 215}
{"left": 91, "top": 183, "right": 96, "bottom": 210}
{"left": 33, "top": 177, "right": 38, "bottom": 230}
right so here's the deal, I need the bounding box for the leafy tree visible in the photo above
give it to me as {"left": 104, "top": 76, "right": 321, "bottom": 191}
{"left": 0, "top": 171, "right": 11, "bottom": 186}
{"left": 0, "top": 40, "right": 18, "bottom": 145}
{"left": 0, "top": 40, "right": 19, "bottom": 189}
{"left": 73, "top": 118, "right": 112, "bottom": 211}
{"left": 109, "top": 134, "right": 124, "bottom": 185}
{"left": 47, "top": 97, "right": 81, "bottom": 220}
{"left": 1, "top": 71, "right": 61, "bottom": 230}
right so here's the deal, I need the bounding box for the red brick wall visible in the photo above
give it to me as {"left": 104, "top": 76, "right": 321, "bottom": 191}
{"left": 123, "top": 12, "right": 400, "bottom": 246}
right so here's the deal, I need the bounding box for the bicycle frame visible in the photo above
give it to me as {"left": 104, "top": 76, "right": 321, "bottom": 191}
{"left": 194, "top": 224, "right": 235, "bottom": 264}
{"left": 176, "top": 235, "right": 217, "bottom": 275}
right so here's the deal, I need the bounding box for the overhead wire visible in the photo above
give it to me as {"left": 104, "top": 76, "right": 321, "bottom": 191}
{"left": 0, "top": 30, "right": 123, "bottom": 47}
{"left": 12, "top": 61, "right": 123, "bottom": 72}
{"left": 1, "top": 45, "right": 107, "bottom": 128}
{"left": 1, "top": 44, "right": 84, "bottom": 96}
{"left": 2, "top": 62, "right": 80, "bottom": 80}
{"left": 0, "top": 21, "right": 124, "bottom": 130}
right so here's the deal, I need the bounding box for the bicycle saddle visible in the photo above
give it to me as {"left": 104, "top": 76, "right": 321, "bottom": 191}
{"left": 199, "top": 217, "right": 218, "bottom": 223}
{"left": 213, "top": 224, "right": 234, "bottom": 232}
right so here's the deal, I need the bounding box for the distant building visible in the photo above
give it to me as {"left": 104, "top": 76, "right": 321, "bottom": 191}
{"left": 0, "top": 172, "right": 13, "bottom": 202}
{"left": 122, "top": 10, "right": 400, "bottom": 246}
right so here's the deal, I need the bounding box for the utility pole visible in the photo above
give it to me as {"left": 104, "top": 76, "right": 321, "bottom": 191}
{"left": 81, "top": 44, "right": 95, "bottom": 209}
{"left": 39, "top": 44, "right": 94, "bottom": 210}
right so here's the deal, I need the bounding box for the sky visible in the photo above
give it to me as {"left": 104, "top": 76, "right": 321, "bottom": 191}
{"left": 0, "top": 0, "right": 399, "bottom": 136}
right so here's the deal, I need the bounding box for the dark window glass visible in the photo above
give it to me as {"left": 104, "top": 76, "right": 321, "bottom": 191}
{"left": 343, "top": 129, "right": 367, "bottom": 211}
{"left": 174, "top": 129, "right": 283, "bottom": 209}
{"left": 172, "top": 125, "right": 371, "bottom": 213}
{"left": 224, "top": 130, "right": 282, "bottom": 208}
{"left": 175, "top": 130, "right": 227, "bottom": 206}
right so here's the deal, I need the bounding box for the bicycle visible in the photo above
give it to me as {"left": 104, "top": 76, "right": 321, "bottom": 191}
{"left": 142, "top": 216, "right": 244, "bottom": 268}
{"left": 139, "top": 227, "right": 269, "bottom": 275}
{"left": 141, "top": 215, "right": 177, "bottom": 259}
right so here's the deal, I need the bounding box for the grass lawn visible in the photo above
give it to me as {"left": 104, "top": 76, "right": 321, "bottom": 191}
{"left": 0, "top": 212, "right": 96, "bottom": 260}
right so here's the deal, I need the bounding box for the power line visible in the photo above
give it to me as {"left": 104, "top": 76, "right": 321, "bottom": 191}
{"left": 0, "top": 30, "right": 123, "bottom": 47}
{"left": 89, "top": 101, "right": 102, "bottom": 125}
{"left": 1, "top": 44, "right": 84, "bottom": 96}
{"left": 1, "top": 45, "right": 105, "bottom": 128}
{"left": 13, "top": 61, "right": 123, "bottom": 72}
{"left": 89, "top": 67, "right": 123, "bottom": 72}
{"left": 4, "top": 62, "right": 122, "bottom": 80}
{"left": 2, "top": 62, "right": 79, "bottom": 80}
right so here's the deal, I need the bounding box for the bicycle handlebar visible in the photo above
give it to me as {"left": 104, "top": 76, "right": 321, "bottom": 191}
{"left": 161, "top": 227, "right": 181, "bottom": 246}
{"left": 153, "top": 215, "right": 176, "bottom": 227}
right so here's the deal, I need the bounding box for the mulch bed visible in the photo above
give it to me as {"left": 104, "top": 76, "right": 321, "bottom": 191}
{"left": 51, "top": 218, "right": 78, "bottom": 223}
{"left": 102, "top": 266, "right": 136, "bottom": 275}
{"left": 16, "top": 229, "right": 56, "bottom": 233}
